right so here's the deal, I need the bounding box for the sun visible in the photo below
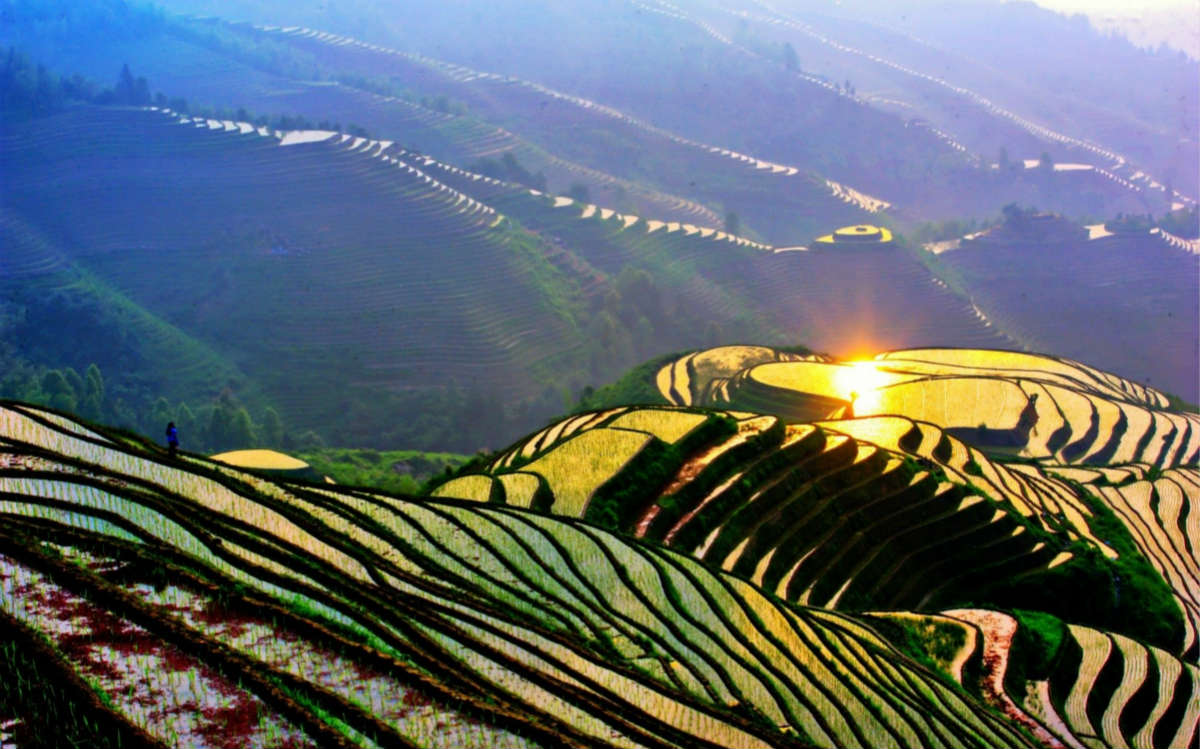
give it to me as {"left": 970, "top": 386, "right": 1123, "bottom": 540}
{"left": 835, "top": 361, "right": 889, "bottom": 414}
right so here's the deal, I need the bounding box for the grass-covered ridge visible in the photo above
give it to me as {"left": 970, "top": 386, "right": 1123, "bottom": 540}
{"left": 297, "top": 447, "right": 468, "bottom": 495}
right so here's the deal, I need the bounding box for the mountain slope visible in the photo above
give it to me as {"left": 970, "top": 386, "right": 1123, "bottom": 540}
{"left": 3, "top": 104, "right": 1031, "bottom": 448}
{"left": 931, "top": 231, "right": 1200, "bottom": 402}
{"left": 2, "top": 343, "right": 1198, "bottom": 746}
{"left": 1, "top": 107, "right": 591, "bottom": 447}
{"left": 447, "top": 347, "right": 1198, "bottom": 659}
{"left": 0, "top": 400, "right": 1039, "bottom": 748}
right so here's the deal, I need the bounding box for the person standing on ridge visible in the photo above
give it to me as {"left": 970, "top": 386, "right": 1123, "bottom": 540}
{"left": 166, "top": 421, "right": 179, "bottom": 457}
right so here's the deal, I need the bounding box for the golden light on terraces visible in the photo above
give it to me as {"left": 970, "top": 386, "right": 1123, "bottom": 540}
{"left": 748, "top": 359, "right": 912, "bottom": 419}
{"left": 836, "top": 360, "right": 889, "bottom": 414}
{"left": 815, "top": 224, "right": 895, "bottom": 244}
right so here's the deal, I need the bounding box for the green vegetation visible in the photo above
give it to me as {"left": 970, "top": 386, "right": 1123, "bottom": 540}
{"left": 865, "top": 614, "right": 970, "bottom": 687}
{"left": 0, "top": 257, "right": 288, "bottom": 454}
{"left": 298, "top": 447, "right": 468, "bottom": 494}
{"left": 468, "top": 152, "right": 548, "bottom": 191}
{"left": 1165, "top": 392, "right": 1200, "bottom": 414}
{"left": 585, "top": 414, "right": 736, "bottom": 531}
{"left": 1106, "top": 207, "right": 1199, "bottom": 238}
{"left": 979, "top": 485, "right": 1185, "bottom": 653}
{"left": 1004, "top": 609, "right": 1068, "bottom": 695}
{"left": 908, "top": 216, "right": 996, "bottom": 244}
{"left": 576, "top": 350, "right": 684, "bottom": 411}
{"left": 0, "top": 48, "right": 102, "bottom": 120}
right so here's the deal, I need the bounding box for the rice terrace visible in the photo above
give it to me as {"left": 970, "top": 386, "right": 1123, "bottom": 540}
{"left": 1, "top": 0, "right": 1198, "bottom": 747}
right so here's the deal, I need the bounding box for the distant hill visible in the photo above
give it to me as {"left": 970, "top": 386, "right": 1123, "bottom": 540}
{"left": 1, "top": 104, "right": 1027, "bottom": 451}
{"left": 4, "top": 0, "right": 1174, "bottom": 232}
{"left": 719, "top": 0, "right": 1199, "bottom": 205}
{"left": 1, "top": 107, "right": 589, "bottom": 449}
{"left": 1, "top": 0, "right": 1195, "bottom": 441}
{"left": 933, "top": 220, "right": 1200, "bottom": 402}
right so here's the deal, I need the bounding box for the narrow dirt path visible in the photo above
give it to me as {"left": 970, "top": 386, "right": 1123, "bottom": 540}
{"left": 942, "top": 608, "right": 1067, "bottom": 749}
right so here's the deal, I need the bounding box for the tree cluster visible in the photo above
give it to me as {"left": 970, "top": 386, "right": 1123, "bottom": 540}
{"left": 0, "top": 48, "right": 98, "bottom": 120}
{"left": 1107, "top": 207, "right": 1199, "bottom": 239}
{"left": 0, "top": 358, "right": 289, "bottom": 454}
{"left": 468, "top": 152, "right": 548, "bottom": 191}
{"left": 0, "top": 52, "right": 188, "bottom": 122}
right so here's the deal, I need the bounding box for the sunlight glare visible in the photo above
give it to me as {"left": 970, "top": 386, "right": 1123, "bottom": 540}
{"left": 837, "top": 361, "right": 888, "bottom": 415}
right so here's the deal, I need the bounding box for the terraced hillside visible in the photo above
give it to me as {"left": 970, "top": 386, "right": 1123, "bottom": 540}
{"left": 41, "top": 27, "right": 735, "bottom": 230}
{"left": 235, "top": 7, "right": 1168, "bottom": 223}
{"left": 668, "top": 347, "right": 1199, "bottom": 466}
{"left": 443, "top": 347, "right": 1199, "bottom": 657}
{"left": 177, "top": 76, "right": 734, "bottom": 231}
{"left": 3, "top": 105, "right": 837, "bottom": 447}
{"left": 0, "top": 106, "right": 587, "bottom": 443}
{"left": 933, "top": 231, "right": 1200, "bottom": 402}
{"left": 4, "top": 0, "right": 1183, "bottom": 251}
{"left": 0, "top": 206, "right": 252, "bottom": 410}
{"left": 2, "top": 401, "right": 1043, "bottom": 748}
{"left": 3, "top": 343, "right": 1198, "bottom": 746}
{"left": 3, "top": 104, "right": 1031, "bottom": 448}
{"left": 4, "top": 8, "right": 884, "bottom": 243}
{"left": 226, "top": 21, "right": 903, "bottom": 241}
{"left": 375, "top": 147, "right": 1016, "bottom": 357}
{"left": 689, "top": 0, "right": 1196, "bottom": 210}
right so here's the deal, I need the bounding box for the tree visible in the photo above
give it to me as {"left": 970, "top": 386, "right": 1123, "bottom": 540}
{"left": 294, "top": 430, "right": 325, "bottom": 450}
{"left": 724, "top": 211, "right": 741, "bottom": 236}
{"left": 998, "top": 146, "right": 1010, "bottom": 170}
{"left": 81, "top": 364, "right": 104, "bottom": 420}
{"left": 567, "top": 182, "right": 591, "bottom": 204}
{"left": 1038, "top": 151, "right": 1054, "bottom": 171}
{"left": 113, "top": 64, "right": 151, "bottom": 106}
{"left": 133, "top": 75, "right": 151, "bottom": 106}
{"left": 175, "top": 403, "right": 196, "bottom": 444}
{"left": 62, "top": 367, "right": 84, "bottom": 403}
{"left": 228, "top": 407, "right": 256, "bottom": 448}
{"left": 150, "top": 397, "right": 173, "bottom": 437}
{"left": 782, "top": 42, "right": 799, "bottom": 71}
{"left": 115, "top": 63, "right": 135, "bottom": 103}
{"left": 260, "top": 407, "right": 283, "bottom": 447}
{"left": 40, "top": 370, "right": 75, "bottom": 412}
{"left": 1001, "top": 203, "right": 1036, "bottom": 233}
{"left": 208, "top": 403, "right": 233, "bottom": 451}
